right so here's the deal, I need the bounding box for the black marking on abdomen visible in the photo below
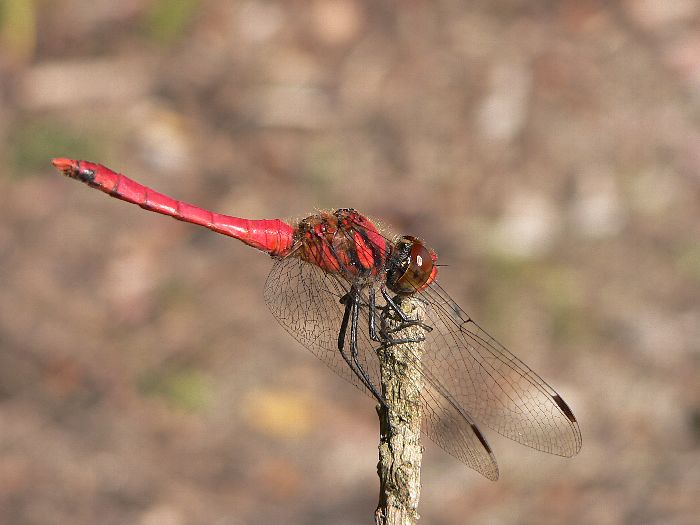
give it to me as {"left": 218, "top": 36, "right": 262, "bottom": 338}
{"left": 77, "top": 168, "right": 95, "bottom": 184}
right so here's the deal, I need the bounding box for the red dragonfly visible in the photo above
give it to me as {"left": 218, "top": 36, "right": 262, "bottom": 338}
{"left": 52, "top": 158, "right": 581, "bottom": 480}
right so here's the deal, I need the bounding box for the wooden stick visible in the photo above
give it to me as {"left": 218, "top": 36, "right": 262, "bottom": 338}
{"left": 375, "top": 296, "right": 424, "bottom": 525}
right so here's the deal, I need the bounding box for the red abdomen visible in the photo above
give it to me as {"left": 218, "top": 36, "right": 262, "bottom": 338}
{"left": 52, "top": 158, "right": 295, "bottom": 256}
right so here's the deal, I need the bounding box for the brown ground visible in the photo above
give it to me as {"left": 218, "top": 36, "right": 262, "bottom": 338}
{"left": 1, "top": 2, "right": 699, "bottom": 524}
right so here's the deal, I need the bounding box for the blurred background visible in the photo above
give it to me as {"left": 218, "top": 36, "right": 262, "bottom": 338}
{"left": 1, "top": 1, "right": 699, "bottom": 524}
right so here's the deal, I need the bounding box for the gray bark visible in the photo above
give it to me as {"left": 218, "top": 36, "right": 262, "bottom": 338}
{"left": 375, "top": 296, "right": 424, "bottom": 525}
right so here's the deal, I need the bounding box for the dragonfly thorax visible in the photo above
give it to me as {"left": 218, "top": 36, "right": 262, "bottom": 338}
{"left": 295, "top": 209, "right": 391, "bottom": 280}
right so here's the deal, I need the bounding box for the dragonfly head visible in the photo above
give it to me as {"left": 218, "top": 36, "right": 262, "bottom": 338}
{"left": 386, "top": 236, "right": 438, "bottom": 295}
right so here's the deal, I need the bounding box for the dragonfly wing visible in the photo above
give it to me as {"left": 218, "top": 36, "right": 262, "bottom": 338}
{"left": 337, "top": 214, "right": 581, "bottom": 457}
{"left": 264, "top": 255, "right": 499, "bottom": 480}
{"left": 417, "top": 281, "right": 582, "bottom": 457}
{"left": 264, "top": 255, "right": 377, "bottom": 396}
{"left": 412, "top": 361, "right": 499, "bottom": 480}
{"left": 351, "top": 286, "right": 499, "bottom": 480}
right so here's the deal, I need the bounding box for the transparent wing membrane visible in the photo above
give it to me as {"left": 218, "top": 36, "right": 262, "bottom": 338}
{"left": 263, "top": 216, "right": 580, "bottom": 480}
{"left": 265, "top": 256, "right": 498, "bottom": 479}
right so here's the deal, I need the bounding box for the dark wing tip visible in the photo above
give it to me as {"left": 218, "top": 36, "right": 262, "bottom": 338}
{"left": 552, "top": 394, "right": 583, "bottom": 456}
{"left": 471, "top": 423, "right": 493, "bottom": 454}
{"left": 552, "top": 394, "right": 577, "bottom": 423}
{"left": 470, "top": 423, "right": 499, "bottom": 481}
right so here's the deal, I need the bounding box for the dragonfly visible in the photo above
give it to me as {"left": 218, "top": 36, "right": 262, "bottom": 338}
{"left": 52, "top": 158, "right": 582, "bottom": 480}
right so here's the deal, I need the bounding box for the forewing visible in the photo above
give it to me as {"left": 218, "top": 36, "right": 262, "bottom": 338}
{"left": 418, "top": 281, "right": 582, "bottom": 457}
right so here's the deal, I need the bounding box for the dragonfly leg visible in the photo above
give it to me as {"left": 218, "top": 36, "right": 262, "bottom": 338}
{"left": 338, "top": 292, "right": 353, "bottom": 353}
{"left": 368, "top": 287, "right": 379, "bottom": 340}
{"left": 380, "top": 286, "right": 433, "bottom": 333}
{"left": 368, "top": 289, "right": 410, "bottom": 342}
{"left": 339, "top": 291, "right": 387, "bottom": 407}
{"left": 380, "top": 286, "right": 433, "bottom": 334}
{"left": 349, "top": 291, "right": 388, "bottom": 407}
{"left": 368, "top": 287, "right": 428, "bottom": 340}
{"left": 368, "top": 287, "right": 428, "bottom": 348}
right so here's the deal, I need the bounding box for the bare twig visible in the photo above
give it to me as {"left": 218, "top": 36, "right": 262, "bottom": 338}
{"left": 375, "top": 296, "right": 424, "bottom": 525}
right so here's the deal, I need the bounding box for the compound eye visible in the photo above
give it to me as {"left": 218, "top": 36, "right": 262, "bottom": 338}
{"left": 393, "top": 238, "right": 437, "bottom": 294}
{"left": 410, "top": 242, "right": 433, "bottom": 277}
